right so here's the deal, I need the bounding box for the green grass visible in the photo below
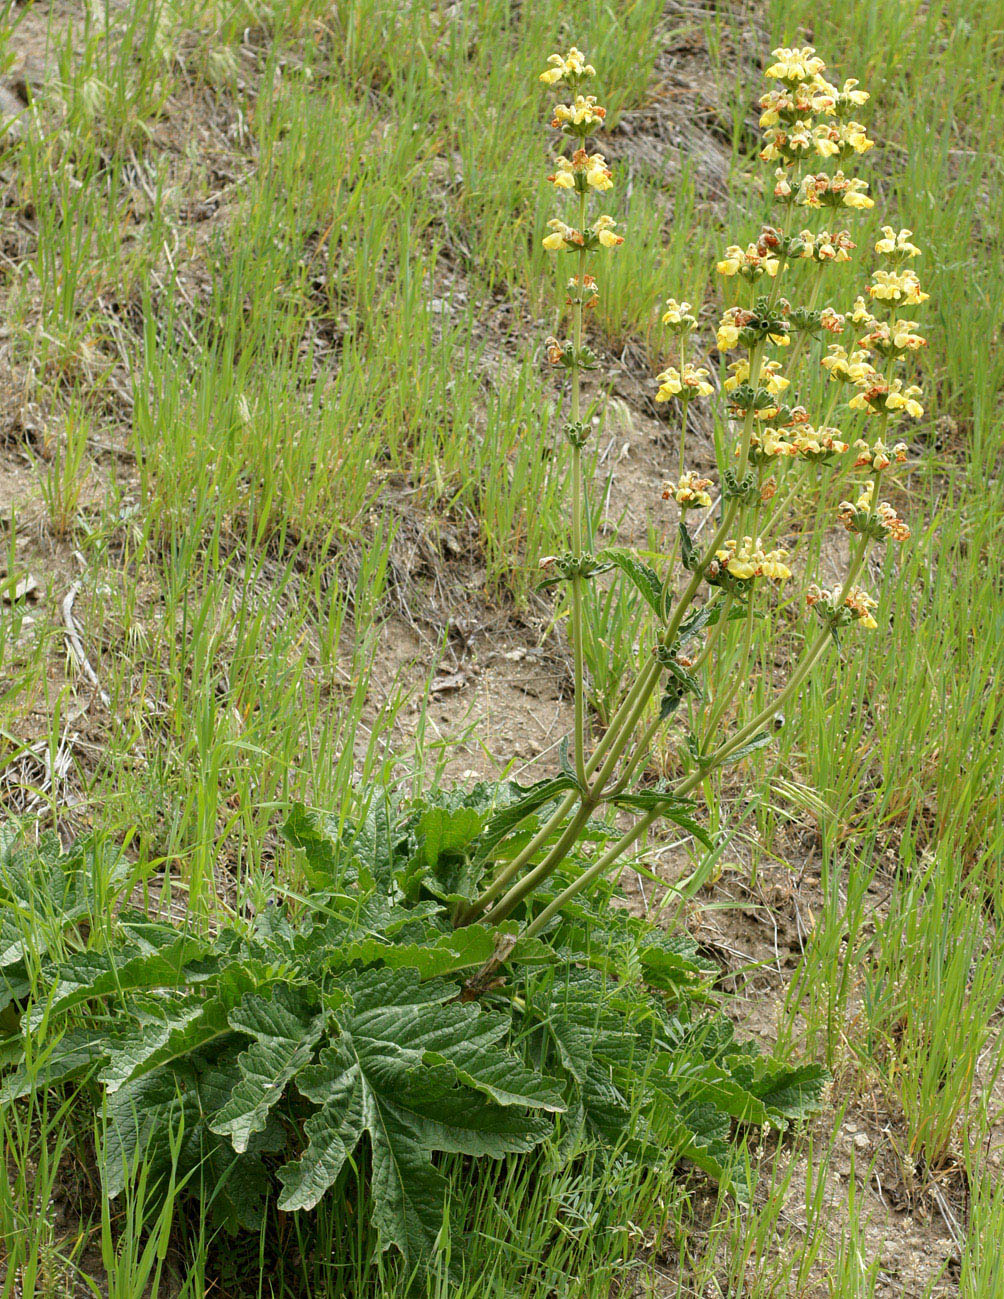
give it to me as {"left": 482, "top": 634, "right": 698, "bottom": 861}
{"left": 2, "top": 0, "right": 1003, "bottom": 1292}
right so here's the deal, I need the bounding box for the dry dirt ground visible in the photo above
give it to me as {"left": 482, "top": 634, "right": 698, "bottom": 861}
{"left": 1, "top": 4, "right": 995, "bottom": 1295}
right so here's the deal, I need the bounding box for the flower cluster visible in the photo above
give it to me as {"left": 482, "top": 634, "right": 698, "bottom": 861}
{"left": 548, "top": 149, "right": 613, "bottom": 192}
{"left": 806, "top": 583, "right": 879, "bottom": 630}
{"left": 798, "top": 170, "right": 873, "bottom": 209}
{"left": 856, "top": 318, "right": 926, "bottom": 358}
{"left": 764, "top": 46, "right": 827, "bottom": 85}
{"left": 799, "top": 229, "right": 855, "bottom": 263}
{"left": 790, "top": 425, "right": 848, "bottom": 462}
{"left": 551, "top": 95, "right": 606, "bottom": 135}
{"left": 852, "top": 438, "right": 908, "bottom": 471}
{"left": 868, "top": 268, "right": 929, "bottom": 306}
{"left": 724, "top": 358, "right": 789, "bottom": 396}
{"left": 662, "top": 299, "right": 698, "bottom": 333}
{"left": 539, "top": 47, "right": 596, "bottom": 85}
{"left": 847, "top": 375, "right": 924, "bottom": 419}
{"left": 538, "top": 51, "right": 624, "bottom": 448}
{"left": 663, "top": 472, "right": 713, "bottom": 510}
{"left": 711, "top": 536, "right": 792, "bottom": 583}
{"left": 822, "top": 344, "right": 872, "bottom": 384}
{"left": 717, "top": 241, "right": 780, "bottom": 280}
{"left": 715, "top": 304, "right": 790, "bottom": 352}
{"left": 543, "top": 214, "right": 623, "bottom": 251}
{"left": 649, "top": 43, "right": 924, "bottom": 653}
{"left": 837, "top": 483, "right": 910, "bottom": 540}
{"left": 874, "top": 226, "right": 921, "bottom": 263}
{"left": 656, "top": 364, "right": 714, "bottom": 402}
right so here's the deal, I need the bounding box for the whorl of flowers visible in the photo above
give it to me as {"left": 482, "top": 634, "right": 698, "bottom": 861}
{"left": 806, "top": 583, "right": 879, "bottom": 630}
{"left": 663, "top": 472, "right": 714, "bottom": 510}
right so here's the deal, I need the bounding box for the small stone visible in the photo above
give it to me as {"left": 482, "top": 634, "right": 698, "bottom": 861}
{"left": 2, "top": 573, "right": 38, "bottom": 602}
{"left": 853, "top": 1132, "right": 870, "bottom": 1150}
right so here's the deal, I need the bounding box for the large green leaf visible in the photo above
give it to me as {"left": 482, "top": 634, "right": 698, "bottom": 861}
{"left": 276, "top": 969, "right": 560, "bottom": 1261}
{"left": 99, "top": 961, "right": 273, "bottom": 1093}
{"left": 26, "top": 936, "right": 209, "bottom": 1030}
{"left": 751, "top": 1062, "right": 830, "bottom": 1121}
{"left": 0, "top": 1026, "right": 110, "bottom": 1102}
{"left": 210, "top": 987, "right": 324, "bottom": 1153}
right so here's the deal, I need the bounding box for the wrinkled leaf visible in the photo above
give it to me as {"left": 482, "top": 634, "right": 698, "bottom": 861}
{"left": 598, "top": 548, "right": 665, "bottom": 618}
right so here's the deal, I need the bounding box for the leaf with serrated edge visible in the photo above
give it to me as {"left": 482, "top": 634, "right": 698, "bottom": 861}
{"left": 27, "top": 937, "right": 209, "bottom": 1031}
{"left": 210, "top": 987, "right": 324, "bottom": 1153}
{"left": 276, "top": 968, "right": 556, "bottom": 1261}
{"left": 598, "top": 548, "right": 665, "bottom": 617}
{"left": 719, "top": 730, "right": 773, "bottom": 768}
{"left": 99, "top": 962, "right": 273, "bottom": 1093}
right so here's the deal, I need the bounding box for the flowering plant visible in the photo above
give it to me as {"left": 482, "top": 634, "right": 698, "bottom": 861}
{"left": 0, "top": 43, "right": 925, "bottom": 1277}
{"left": 457, "top": 42, "right": 925, "bottom": 951}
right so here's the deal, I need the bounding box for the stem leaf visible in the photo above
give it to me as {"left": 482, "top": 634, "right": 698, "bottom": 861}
{"left": 597, "top": 547, "right": 665, "bottom": 619}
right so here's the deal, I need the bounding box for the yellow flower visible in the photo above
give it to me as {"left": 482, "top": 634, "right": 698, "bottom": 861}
{"left": 800, "top": 228, "right": 855, "bottom": 263}
{"left": 724, "top": 358, "right": 788, "bottom": 395}
{"left": 548, "top": 158, "right": 576, "bottom": 189}
{"left": 548, "top": 149, "right": 613, "bottom": 192}
{"left": 716, "top": 242, "right": 779, "bottom": 280}
{"left": 850, "top": 295, "right": 877, "bottom": 326}
{"left": 539, "top": 48, "right": 596, "bottom": 85}
{"left": 759, "top": 548, "right": 792, "bottom": 582}
{"left": 843, "top": 122, "right": 873, "bottom": 153}
{"left": 591, "top": 214, "right": 623, "bottom": 248}
{"left": 838, "top": 78, "right": 870, "bottom": 108}
{"left": 797, "top": 171, "right": 873, "bottom": 210}
{"left": 656, "top": 364, "right": 713, "bottom": 402}
{"left": 858, "top": 320, "right": 926, "bottom": 357}
{"left": 584, "top": 153, "right": 613, "bottom": 190}
{"left": 552, "top": 94, "right": 606, "bottom": 131}
{"left": 542, "top": 218, "right": 576, "bottom": 252}
{"left": 661, "top": 298, "right": 698, "bottom": 331}
{"left": 716, "top": 321, "right": 740, "bottom": 351}
{"left": 718, "top": 537, "right": 758, "bottom": 580}
{"left": 868, "top": 269, "right": 929, "bottom": 305}
{"left": 885, "top": 384, "right": 924, "bottom": 418}
{"left": 814, "top": 121, "right": 873, "bottom": 158}
{"left": 875, "top": 226, "right": 922, "bottom": 261}
{"left": 845, "top": 587, "right": 878, "bottom": 629}
{"left": 821, "top": 345, "right": 872, "bottom": 384}
{"left": 790, "top": 425, "right": 848, "bottom": 460}
{"left": 665, "top": 471, "right": 714, "bottom": 509}
{"left": 765, "top": 45, "right": 826, "bottom": 85}
{"left": 716, "top": 536, "right": 791, "bottom": 583}
{"left": 808, "top": 582, "right": 878, "bottom": 629}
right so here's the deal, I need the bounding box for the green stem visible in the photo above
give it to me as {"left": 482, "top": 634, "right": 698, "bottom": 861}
{"left": 570, "top": 192, "right": 588, "bottom": 788}
{"left": 521, "top": 807, "right": 662, "bottom": 940}
{"left": 587, "top": 499, "right": 741, "bottom": 795}
{"left": 457, "top": 788, "right": 579, "bottom": 925}
{"left": 480, "top": 799, "right": 596, "bottom": 925}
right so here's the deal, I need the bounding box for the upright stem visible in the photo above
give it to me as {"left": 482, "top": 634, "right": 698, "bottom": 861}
{"left": 569, "top": 191, "right": 588, "bottom": 788}
{"left": 521, "top": 806, "right": 662, "bottom": 940}
{"left": 587, "top": 499, "right": 740, "bottom": 795}
{"left": 678, "top": 334, "right": 689, "bottom": 479}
